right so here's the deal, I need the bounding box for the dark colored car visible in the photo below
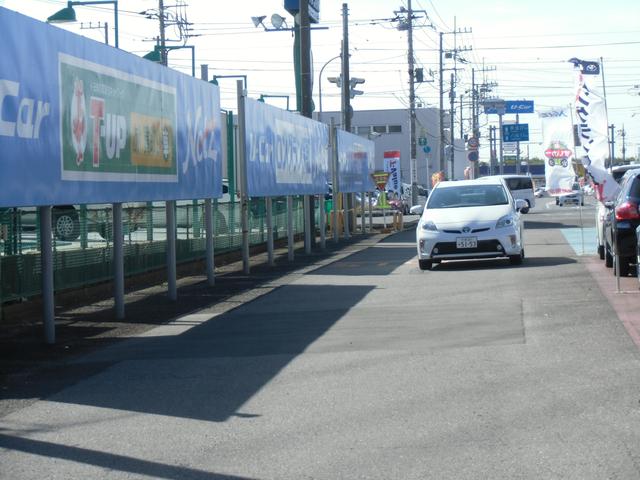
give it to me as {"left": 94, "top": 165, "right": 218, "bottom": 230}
{"left": 603, "top": 169, "right": 640, "bottom": 276}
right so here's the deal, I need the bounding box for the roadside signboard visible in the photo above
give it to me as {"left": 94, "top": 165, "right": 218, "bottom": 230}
{"left": 485, "top": 100, "right": 535, "bottom": 115}
{"left": 337, "top": 130, "right": 375, "bottom": 193}
{"left": 467, "top": 137, "right": 479, "bottom": 150}
{"left": 244, "top": 98, "right": 329, "bottom": 196}
{"left": 0, "top": 8, "right": 223, "bottom": 207}
{"left": 502, "top": 123, "right": 530, "bottom": 142}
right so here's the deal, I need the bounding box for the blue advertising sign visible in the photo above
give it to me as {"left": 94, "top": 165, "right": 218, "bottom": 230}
{"left": 0, "top": 8, "right": 222, "bottom": 208}
{"left": 244, "top": 98, "right": 329, "bottom": 196}
{"left": 484, "top": 100, "right": 535, "bottom": 115}
{"left": 337, "top": 130, "right": 375, "bottom": 193}
{"left": 284, "top": 0, "right": 320, "bottom": 23}
{"left": 502, "top": 123, "right": 530, "bottom": 142}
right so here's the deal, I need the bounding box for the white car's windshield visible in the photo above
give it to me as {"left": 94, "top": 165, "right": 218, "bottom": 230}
{"left": 427, "top": 184, "right": 509, "bottom": 209}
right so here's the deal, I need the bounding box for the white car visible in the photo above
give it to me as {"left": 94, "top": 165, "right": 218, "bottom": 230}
{"left": 413, "top": 178, "right": 526, "bottom": 270}
{"left": 556, "top": 182, "right": 584, "bottom": 206}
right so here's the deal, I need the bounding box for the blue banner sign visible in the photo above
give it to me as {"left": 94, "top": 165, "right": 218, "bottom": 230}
{"left": 244, "top": 98, "right": 329, "bottom": 196}
{"left": 485, "top": 100, "right": 535, "bottom": 115}
{"left": 502, "top": 123, "right": 530, "bottom": 142}
{"left": 0, "top": 8, "right": 222, "bottom": 208}
{"left": 336, "top": 130, "right": 375, "bottom": 193}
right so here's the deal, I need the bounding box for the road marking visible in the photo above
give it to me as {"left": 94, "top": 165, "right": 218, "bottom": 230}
{"left": 560, "top": 227, "right": 597, "bottom": 256}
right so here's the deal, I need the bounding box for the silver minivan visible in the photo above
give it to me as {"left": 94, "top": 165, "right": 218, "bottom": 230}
{"left": 487, "top": 175, "right": 536, "bottom": 213}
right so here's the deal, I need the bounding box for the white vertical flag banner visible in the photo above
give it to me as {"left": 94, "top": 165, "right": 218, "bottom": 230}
{"left": 539, "top": 107, "right": 576, "bottom": 195}
{"left": 383, "top": 150, "right": 401, "bottom": 195}
{"left": 571, "top": 58, "right": 618, "bottom": 202}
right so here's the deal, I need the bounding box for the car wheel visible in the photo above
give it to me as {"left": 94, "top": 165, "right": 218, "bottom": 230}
{"left": 597, "top": 244, "right": 605, "bottom": 260}
{"left": 215, "top": 211, "right": 229, "bottom": 234}
{"left": 509, "top": 249, "right": 524, "bottom": 265}
{"left": 614, "top": 255, "right": 631, "bottom": 277}
{"left": 418, "top": 259, "right": 432, "bottom": 271}
{"left": 53, "top": 208, "right": 80, "bottom": 241}
{"left": 605, "top": 245, "right": 613, "bottom": 268}
{"left": 520, "top": 202, "right": 530, "bottom": 214}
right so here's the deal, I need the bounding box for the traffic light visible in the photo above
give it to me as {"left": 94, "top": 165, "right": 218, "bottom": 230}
{"left": 349, "top": 77, "right": 365, "bottom": 98}
{"left": 328, "top": 76, "right": 342, "bottom": 88}
{"left": 329, "top": 75, "right": 365, "bottom": 99}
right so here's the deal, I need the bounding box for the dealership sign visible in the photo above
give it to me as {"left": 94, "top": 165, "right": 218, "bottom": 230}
{"left": 337, "top": 130, "right": 375, "bottom": 193}
{"left": 0, "top": 7, "right": 222, "bottom": 207}
{"left": 484, "top": 100, "right": 535, "bottom": 115}
{"left": 244, "top": 98, "right": 329, "bottom": 196}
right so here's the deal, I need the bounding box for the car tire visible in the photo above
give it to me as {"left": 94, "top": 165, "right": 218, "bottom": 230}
{"left": 597, "top": 244, "right": 605, "bottom": 260}
{"left": 53, "top": 208, "right": 80, "bottom": 241}
{"left": 509, "top": 248, "right": 524, "bottom": 265}
{"left": 215, "top": 211, "right": 229, "bottom": 235}
{"left": 605, "top": 245, "right": 613, "bottom": 268}
{"left": 614, "top": 255, "right": 631, "bottom": 277}
{"left": 520, "top": 202, "right": 530, "bottom": 214}
{"left": 418, "top": 259, "right": 432, "bottom": 271}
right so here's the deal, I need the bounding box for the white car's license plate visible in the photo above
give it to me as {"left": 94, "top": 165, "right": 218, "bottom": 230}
{"left": 456, "top": 236, "right": 477, "bottom": 249}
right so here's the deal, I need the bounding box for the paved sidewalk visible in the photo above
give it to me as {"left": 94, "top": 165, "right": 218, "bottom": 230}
{"left": 0, "top": 217, "right": 419, "bottom": 416}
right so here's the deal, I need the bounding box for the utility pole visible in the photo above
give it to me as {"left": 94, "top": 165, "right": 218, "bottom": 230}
{"left": 609, "top": 124, "right": 615, "bottom": 166}
{"left": 438, "top": 32, "right": 444, "bottom": 173}
{"left": 439, "top": 25, "right": 472, "bottom": 179}
{"left": 449, "top": 72, "right": 455, "bottom": 179}
{"left": 300, "top": 0, "right": 315, "bottom": 248}
{"left": 158, "top": 0, "right": 167, "bottom": 65}
{"left": 407, "top": 0, "right": 418, "bottom": 205}
{"left": 394, "top": 2, "right": 427, "bottom": 205}
{"left": 620, "top": 125, "right": 626, "bottom": 162}
{"left": 341, "top": 3, "right": 351, "bottom": 134}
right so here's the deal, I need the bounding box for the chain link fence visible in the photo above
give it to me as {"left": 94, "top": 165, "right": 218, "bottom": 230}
{"left": 0, "top": 197, "right": 306, "bottom": 304}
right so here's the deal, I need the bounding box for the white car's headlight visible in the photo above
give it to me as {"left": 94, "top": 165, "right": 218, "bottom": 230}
{"left": 496, "top": 215, "right": 515, "bottom": 229}
{"left": 421, "top": 220, "right": 438, "bottom": 231}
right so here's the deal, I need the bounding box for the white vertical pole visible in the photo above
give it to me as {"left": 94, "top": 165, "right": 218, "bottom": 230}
{"left": 166, "top": 200, "right": 177, "bottom": 301}
{"left": 266, "top": 197, "right": 274, "bottom": 266}
{"left": 331, "top": 119, "right": 339, "bottom": 243}
{"left": 237, "top": 80, "right": 250, "bottom": 275}
{"left": 113, "top": 203, "right": 125, "bottom": 319}
{"left": 368, "top": 193, "right": 373, "bottom": 231}
{"left": 287, "top": 196, "right": 294, "bottom": 261}
{"left": 205, "top": 198, "right": 215, "bottom": 286}
{"left": 360, "top": 191, "right": 365, "bottom": 233}
{"left": 320, "top": 193, "right": 326, "bottom": 249}
{"left": 39, "top": 206, "right": 55, "bottom": 344}
{"left": 343, "top": 193, "right": 350, "bottom": 239}
{"left": 304, "top": 195, "right": 311, "bottom": 254}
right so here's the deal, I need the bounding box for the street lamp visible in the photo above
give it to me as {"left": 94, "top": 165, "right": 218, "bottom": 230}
{"left": 144, "top": 45, "right": 196, "bottom": 77}
{"left": 318, "top": 54, "right": 341, "bottom": 123}
{"left": 210, "top": 75, "right": 248, "bottom": 91}
{"left": 47, "top": 1, "right": 119, "bottom": 49}
{"left": 259, "top": 94, "right": 291, "bottom": 111}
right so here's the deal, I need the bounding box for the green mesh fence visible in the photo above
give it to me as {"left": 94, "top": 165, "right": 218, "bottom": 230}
{"left": 1, "top": 197, "right": 309, "bottom": 304}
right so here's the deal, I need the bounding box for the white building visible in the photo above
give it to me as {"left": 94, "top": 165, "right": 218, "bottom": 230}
{"left": 317, "top": 108, "right": 468, "bottom": 186}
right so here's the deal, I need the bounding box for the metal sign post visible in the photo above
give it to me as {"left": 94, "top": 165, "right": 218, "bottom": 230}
{"left": 38, "top": 206, "right": 55, "bottom": 344}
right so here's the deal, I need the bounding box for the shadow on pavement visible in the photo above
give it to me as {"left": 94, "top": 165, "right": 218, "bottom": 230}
{"left": 0, "top": 433, "right": 254, "bottom": 480}
{"left": 5, "top": 284, "right": 375, "bottom": 424}
{"left": 429, "top": 256, "right": 577, "bottom": 272}
{"left": 313, "top": 230, "right": 416, "bottom": 276}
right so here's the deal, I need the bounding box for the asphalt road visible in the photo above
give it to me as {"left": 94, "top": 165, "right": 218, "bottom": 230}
{"left": 1, "top": 197, "right": 640, "bottom": 479}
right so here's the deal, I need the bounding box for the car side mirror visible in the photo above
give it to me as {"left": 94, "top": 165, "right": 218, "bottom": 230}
{"left": 409, "top": 205, "right": 424, "bottom": 215}
{"left": 515, "top": 199, "right": 527, "bottom": 211}
{"left": 604, "top": 201, "right": 615, "bottom": 209}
